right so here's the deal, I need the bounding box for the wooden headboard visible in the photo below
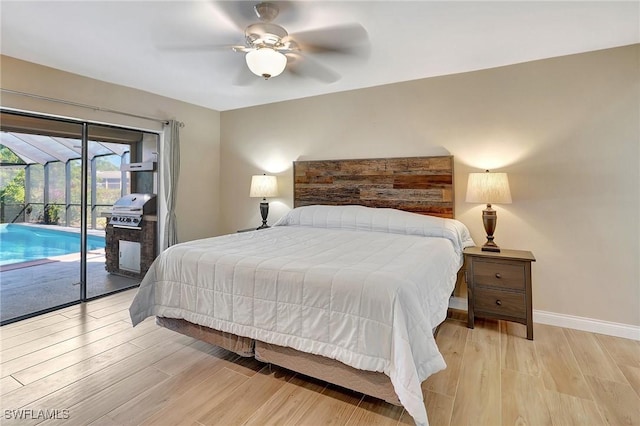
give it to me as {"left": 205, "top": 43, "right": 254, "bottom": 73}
{"left": 293, "top": 156, "right": 454, "bottom": 218}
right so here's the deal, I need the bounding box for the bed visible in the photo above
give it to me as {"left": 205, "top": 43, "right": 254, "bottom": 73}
{"left": 129, "top": 156, "right": 474, "bottom": 426}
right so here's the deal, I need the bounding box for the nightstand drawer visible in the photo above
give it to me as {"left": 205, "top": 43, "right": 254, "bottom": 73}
{"left": 474, "top": 287, "right": 526, "bottom": 319}
{"left": 473, "top": 259, "right": 525, "bottom": 290}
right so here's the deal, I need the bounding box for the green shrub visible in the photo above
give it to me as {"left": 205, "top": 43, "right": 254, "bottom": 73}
{"left": 44, "top": 204, "right": 60, "bottom": 225}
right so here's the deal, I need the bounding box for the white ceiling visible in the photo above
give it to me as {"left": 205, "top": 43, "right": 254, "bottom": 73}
{"left": 1, "top": 1, "right": 638, "bottom": 112}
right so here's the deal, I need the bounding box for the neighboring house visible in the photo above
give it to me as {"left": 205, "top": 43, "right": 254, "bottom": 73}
{"left": 97, "top": 170, "right": 128, "bottom": 190}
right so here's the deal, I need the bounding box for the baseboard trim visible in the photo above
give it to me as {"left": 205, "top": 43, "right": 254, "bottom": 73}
{"left": 533, "top": 310, "right": 640, "bottom": 341}
{"left": 448, "top": 297, "right": 640, "bottom": 341}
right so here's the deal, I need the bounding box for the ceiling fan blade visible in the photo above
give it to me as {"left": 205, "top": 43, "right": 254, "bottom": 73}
{"left": 215, "top": 1, "right": 296, "bottom": 29}
{"left": 286, "top": 53, "right": 340, "bottom": 84}
{"left": 289, "top": 23, "right": 369, "bottom": 55}
{"left": 214, "top": 1, "right": 256, "bottom": 31}
{"left": 155, "top": 43, "right": 238, "bottom": 53}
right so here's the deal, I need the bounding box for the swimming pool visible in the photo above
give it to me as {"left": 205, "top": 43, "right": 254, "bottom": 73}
{"left": 0, "top": 224, "right": 105, "bottom": 266}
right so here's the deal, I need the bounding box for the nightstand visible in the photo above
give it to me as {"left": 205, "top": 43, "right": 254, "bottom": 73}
{"left": 464, "top": 247, "right": 536, "bottom": 340}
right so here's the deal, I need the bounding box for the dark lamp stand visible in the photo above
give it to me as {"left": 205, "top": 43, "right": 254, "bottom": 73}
{"left": 257, "top": 198, "right": 270, "bottom": 230}
{"left": 481, "top": 203, "right": 500, "bottom": 252}
{"left": 249, "top": 174, "right": 278, "bottom": 229}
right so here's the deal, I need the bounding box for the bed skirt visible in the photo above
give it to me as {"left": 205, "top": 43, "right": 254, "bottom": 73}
{"left": 155, "top": 316, "right": 402, "bottom": 405}
{"left": 155, "top": 317, "right": 255, "bottom": 357}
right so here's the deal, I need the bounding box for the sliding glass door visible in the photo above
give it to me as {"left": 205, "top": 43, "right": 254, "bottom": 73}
{"left": 0, "top": 114, "right": 84, "bottom": 322}
{"left": 85, "top": 123, "right": 158, "bottom": 299}
{"left": 0, "top": 111, "right": 159, "bottom": 324}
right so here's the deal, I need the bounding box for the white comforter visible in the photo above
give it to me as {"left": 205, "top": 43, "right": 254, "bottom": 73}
{"left": 130, "top": 205, "right": 474, "bottom": 425}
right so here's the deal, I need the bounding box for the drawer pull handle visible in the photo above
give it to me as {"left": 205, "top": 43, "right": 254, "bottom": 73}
{"left": 496, "top": 299, "right": 502, "bottom": 306}
{"left": 495, "top": 273, "right": 502, "bottom": 279}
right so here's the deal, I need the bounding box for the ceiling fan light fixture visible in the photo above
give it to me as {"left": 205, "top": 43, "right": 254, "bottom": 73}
{"left": 245, "top": 48, "right": 287, "bottom": 79}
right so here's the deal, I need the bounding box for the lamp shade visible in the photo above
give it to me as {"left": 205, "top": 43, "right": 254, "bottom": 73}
{"left": 250, "top": 175, "right": 278, "bottom": 198}
{"left": 245, "top": 48, "right": 287, "bottom": 79}
{"left": 466, "top": 171, "right": 512, "bottom": 204}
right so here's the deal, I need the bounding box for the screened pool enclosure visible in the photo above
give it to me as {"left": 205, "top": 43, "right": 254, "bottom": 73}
{"left": 0, "top": 114, "right": 149, "bottom": 230}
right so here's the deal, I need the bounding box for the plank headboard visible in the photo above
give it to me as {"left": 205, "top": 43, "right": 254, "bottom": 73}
{"left": 293, "top": 156, "right": 454, "bottom": 218}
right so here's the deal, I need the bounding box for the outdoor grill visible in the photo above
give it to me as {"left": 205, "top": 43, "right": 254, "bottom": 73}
{"left": 105, "top": 193, "right": 157, "bottom": 277}
{"left": 108, "top": 193, "right": 156, "bottom": 229}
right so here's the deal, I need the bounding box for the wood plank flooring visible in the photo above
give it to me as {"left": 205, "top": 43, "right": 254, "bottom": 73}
{"left": 1, "top": 289, "right": 638, "bottom": 425}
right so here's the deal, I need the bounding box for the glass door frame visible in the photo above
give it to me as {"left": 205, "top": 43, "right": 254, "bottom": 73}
{"left": 80, "top": 122, "right": 88, "bottom": 300}
{"left": 0, "top": 108, "right": 161, "bottom": 325}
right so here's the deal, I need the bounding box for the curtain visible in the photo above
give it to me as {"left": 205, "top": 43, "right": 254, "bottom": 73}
{"left": 162, "top": 120, "right": 180, "bottom": 248}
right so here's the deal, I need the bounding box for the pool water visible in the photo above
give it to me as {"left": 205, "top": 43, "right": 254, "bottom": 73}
{"left": 0, "top": 224, "right": 105, "bottom": 266}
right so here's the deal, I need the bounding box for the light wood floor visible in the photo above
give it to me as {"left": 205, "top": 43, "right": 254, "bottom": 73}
{"left": 1, "top": 289, "right": 638, "bottom": 426}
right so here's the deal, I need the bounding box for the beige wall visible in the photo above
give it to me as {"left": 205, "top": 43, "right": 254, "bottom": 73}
{"left": 2, "top": 45, "right": 638, "bottom": 327}
{"left": 1, "top": 55, "right": 221, "bottom": 242}
{"left": 221, "top": 45, "right": 640, "bottom": 327}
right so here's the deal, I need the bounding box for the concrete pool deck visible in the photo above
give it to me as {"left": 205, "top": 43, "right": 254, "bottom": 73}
{"left": 0, "top": 250, "right": 140, "bottom": 323}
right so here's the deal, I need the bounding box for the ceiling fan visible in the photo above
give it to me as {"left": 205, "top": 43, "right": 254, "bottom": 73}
{"left": 230, "top": 2, "right": 293, "bottom": 79}
{"left": 219, "top": 2, "right": 369, "bottom": 83}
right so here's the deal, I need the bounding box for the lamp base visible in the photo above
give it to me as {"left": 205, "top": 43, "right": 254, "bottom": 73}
{"left": 257, "top": 200, "right": 270, "bottom": 230}
{"left": 256, "top": 224, "right": 270, "bottom": 230}
{"left": 481, "top": 241, "right": 501, "bottom": 252}
{"left": 481, "top": 204, "right": 501, "bottom": 252}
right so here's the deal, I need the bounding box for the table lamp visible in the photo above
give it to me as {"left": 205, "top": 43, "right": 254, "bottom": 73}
{"left": 466, "top": 170, "right": 512, "bottom": 252}
{"left": 249, "top": 174, "right": 278, "bottom": 229}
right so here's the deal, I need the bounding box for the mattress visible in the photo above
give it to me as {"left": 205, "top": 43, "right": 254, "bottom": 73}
{"left": 130, "top": 205, "right": 474, "bottom": 425}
